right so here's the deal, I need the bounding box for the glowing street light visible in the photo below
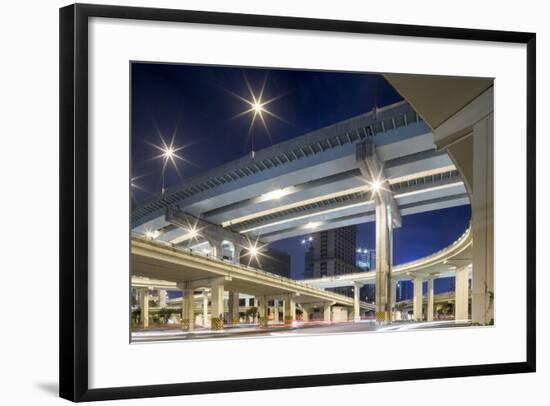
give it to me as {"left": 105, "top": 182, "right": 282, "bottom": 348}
{"left": 252, "top": 101, "right": 264, "bottom": 114}
{"left": 228, "top": 73, "right": 287, "bottom": 156}
{"left": 370, "top": 179, "right": 383, "bottom": 192}
{"left": 146, "top": 129, "right": 189, "bottom": 194}
{"left": 241, "top": 236, "right": 267, "bottom": 267}
{"left": 248, "top": 244, "right": 259, "bottom": 258}
{"left": 259, "top": 188, "right": 294, "bottom": 202}
{"left": 301, "top": 235, "right": 314, "bottom": 247}
{"left": 187, "top": 226, "right": 199, "bottom": 239}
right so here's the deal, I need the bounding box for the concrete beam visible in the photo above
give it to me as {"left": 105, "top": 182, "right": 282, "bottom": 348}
{"left": 166, "top": 206, "right": 251, "bottom": 251}
{"left": 131, "top": 101, "right": 428, "bottom": 228}
{"left": 177, "top": 276, "right": 231, "bottom": 291}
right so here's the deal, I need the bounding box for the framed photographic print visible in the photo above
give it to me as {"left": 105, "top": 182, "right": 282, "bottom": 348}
{"left": 59, "top": 3, "right": 536, "bottom": 402}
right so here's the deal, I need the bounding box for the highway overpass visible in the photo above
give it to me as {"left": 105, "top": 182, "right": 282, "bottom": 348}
{"left": 132, "top": 236, "right": 373, "bottom": 330}
{"left": 131, "top": 100, "right": 469, "bottom": 321}
{"left": 303, "top": 226, "right": 472, "bottom": 322}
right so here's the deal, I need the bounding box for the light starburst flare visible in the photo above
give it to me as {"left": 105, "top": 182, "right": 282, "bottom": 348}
{"left": 227, "top": 73, "right": 288, "bottom": 155}
{"left": 240, "top": 236, "right": 267, "bottom": 267}
{"left": 145, "top": 128, "right": 190, "bottom": 193}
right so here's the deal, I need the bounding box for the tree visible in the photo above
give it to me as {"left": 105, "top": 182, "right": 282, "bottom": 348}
{"left": 245, "top": 306, "right": 258, "bottom": 323}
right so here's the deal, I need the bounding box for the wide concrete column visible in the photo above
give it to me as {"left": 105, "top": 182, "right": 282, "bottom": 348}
{"left": 210, "top": 282, "right": 225, "bottom": 329}
{"left": 471, "top": 113, "right": 494, "bottom": 325}
{"left": 426, "top": 277, "right": 435, "bottom": 322}
{"left": 455, "top": 266, "right": 470, "bottom": 321}
{"left": 158, "top": 289, "right": 166, "bottom": 308}
{"left": 356, "top": 141, "right": 401, "bottom": 322}
{"left": 139, "top": 288, "right": 149, "bottom": 328}
{"left": 413, "top": 275, "right": 424, "bottom": 321}
{"left": 202, "top": 290, "right": 209, "bottom": 327}
{"left": 228, "top": 291, "right": 240, "bottom": 324}
{"left": 182, "top": 288, "right": 195, "bottom": 331}
{"left": 301, "top": 305, "right": 310, "bottom": 322}
{"left": 353, "top": 282, "right": 363, "bottom": 322}
{"left": 425, "top": 88, "right": 493, "bottom": 325}
{"left": 284, "top": 294, "right": 296, "bottom": 325}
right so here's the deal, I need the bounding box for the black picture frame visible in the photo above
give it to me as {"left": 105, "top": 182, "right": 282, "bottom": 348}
{"left": 59, "top": 3, "right": 536, "bottom": 402}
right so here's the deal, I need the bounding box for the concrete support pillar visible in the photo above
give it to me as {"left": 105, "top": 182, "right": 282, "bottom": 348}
{"left": 257, "top": 295, "right": 268, "bottom": 327}
{"left": 413, "top": 276, "right": 424, "bottom": 321}
{"left": 426, "top": 277, "right": 435, "bottom": 322}
{"left": 158, "top": 289, "right": 166, "bottom": 308}
{"left": 182, "top": 288, "right": 195, "bottom": 331}
{"left": 228, "top": 291, "right": 240, "bottom": 324}
{"left": 353, "top": 282, "right": 362, "bottom": 322}
{"left": 356, "top": 141, "right": 400, "bottom": 322}
{"left": 323, "top": 304, "right": 332, "bottom": 322}
{"left": 455, "top": 266, "right": 470, "bottom": 321}
{"left": 272, "top": 300, "right": 280, "bottom": 322}
{"left": 202, "top": 290, "right": 209, "bottom": 327}
{"left": 472, "top": 113, "right": 494, "bottom": 325}
{"left": 257, "top": 295, "right": 267, "bottom": 318}
{"left": 390, "top": 279, "right": 397, "bottom": 321}
{"left": 210, "top": 283, "right": 225, "bottom": 329}
{"left": 284, "top": 294, "right": 296, "bottom": 324}
{"left": 375, "top": 199, "right": 393, "bottom": 321}
{"left": 301, "top": 305, "right": 309, "bottom": 322}
{"left": 139, "top": 288, "right": 149, "bottom": 328}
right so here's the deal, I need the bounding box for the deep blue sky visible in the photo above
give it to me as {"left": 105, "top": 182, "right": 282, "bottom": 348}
{"left": 132, "top": 62, "right": 471, "bottom": 294}
{"left": 131, "top": 63, "right": 402, "bottom": 199}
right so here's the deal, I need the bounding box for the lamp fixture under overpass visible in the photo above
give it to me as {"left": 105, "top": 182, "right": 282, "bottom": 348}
{"left": 241, "top": 236, "right": 267, "bottom": 267}
{"left": 304, "top": 221, "right": 322, "bottom": 230}
{"left": 259, "top": 188, "right": 294, "bottom": 202}
{"left": 145, "top": 229, "right": 159, "bottom": 239}
{"left": 370, "top": 178, "right": 382, "bottom": 192}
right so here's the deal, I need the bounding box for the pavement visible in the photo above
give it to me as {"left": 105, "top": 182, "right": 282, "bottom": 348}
{"left": 131, "top": 320, "right": 471, "bottom": 342}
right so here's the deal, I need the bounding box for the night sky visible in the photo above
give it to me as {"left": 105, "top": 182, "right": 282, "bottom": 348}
{"left": 131, "top": 62, "right": 471, "bottom": 296}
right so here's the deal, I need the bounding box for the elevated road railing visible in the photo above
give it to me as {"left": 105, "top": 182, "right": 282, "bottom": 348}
{"left": 303, "top": 225, "right": 472, "bottom": 289}
{"left": 132, "top": 234, "right": 374, "bottom": 310}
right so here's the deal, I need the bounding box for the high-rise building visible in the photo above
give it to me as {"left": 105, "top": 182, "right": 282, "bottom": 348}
{"left": 301, "top": 235, "right": 315, "bottom": 279}
{"left": 356, "top": 248, "right": 376, "bottom": 271}
{"left": 356, "top": 247, "right": 376, "bottom": 303}
{"left": 241, "top": 248, "right": 291, "bottom": 278}
{"left": 308, "top": 226, "right": 359, "bottom": 297}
